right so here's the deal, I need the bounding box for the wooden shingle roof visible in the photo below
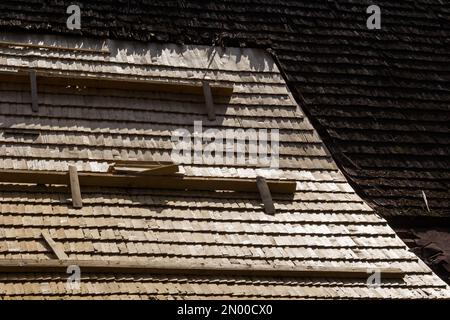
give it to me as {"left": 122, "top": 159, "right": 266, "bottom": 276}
{"left": 0, "top": 34, "right": 448, "bottom": 299}
{"left": 0, "top": 0, "right": 448, "bottom": 227}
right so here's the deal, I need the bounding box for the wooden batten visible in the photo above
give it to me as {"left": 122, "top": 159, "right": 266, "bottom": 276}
{"left": 68, "top": 165, "right": 83, "bottom": 208}
{"left": 0, "top": 259, "right": 406, "bottom": 280}
{"left": 202, "top": 81, "right": 216, "bottom": 121}
{"left": 0, "top": 169, "right": 296, "bottom": 194}
{"left": 256, "top": 176, "right": 276, "bottom": 214}
{"left": 29, "top": 70, "right": 38, "bottom": 113}
{"left": 109, "top": 162, "right": 180, "bottom": 176}
{"left": 41, "top": 231, "right": 69, "bottom": 260}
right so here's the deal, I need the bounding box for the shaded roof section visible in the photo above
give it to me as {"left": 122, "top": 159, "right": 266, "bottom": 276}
{"left": 402, "top": 228, "right": 450, "bottom": 284}
{"left": 0, "top": 34, "right": 448, "bottom": 298}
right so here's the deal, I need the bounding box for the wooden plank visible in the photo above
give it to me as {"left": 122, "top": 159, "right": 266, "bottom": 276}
{"left": 203, "top": 81, "right": 216, "bottom": 121}
{"left": 112, "top": 166, "right": 176, "bottom": 175}
{"left": 0, "top": 169, "right": 297, "bottom": 194}
{"left": 256, "top": 176, "right": 276, "bottom": 214}
{"left": 29, "top": 70, "right": 38, "bottom": 113}
{"left": 0, "top": 259, "right": 406, "bottom": 279}
{"left": 0, "top": 70, "right": 234, "bottom": 96}
{"left": 111, "top": 160, "right": 175, "bottom": 167}
{"left": 68, "top": 166, "right": 83, "bottom": 208}
{"left": 41, "top": 231, "right": 69, "bottom": 260}
{"left": 111, "top": 164, "right": 179, "bottom": 176}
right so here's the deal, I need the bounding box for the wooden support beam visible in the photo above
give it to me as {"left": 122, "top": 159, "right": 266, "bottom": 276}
{"left": 111, "top": 165, "right": 179, "bottom": 175}
{"left": 202, "top": 81, "right": 216, "bottom": 121}
{"left": 0, "top": 70, "right": 234, "bottom": 97}
{"left": 68, "top": 166, "right": 83, "bottom": 208}
{"left": 112, "top": 160, "right": 175, "bottom": 167}
{"left": 0, "top": 169, "right": 297, "bottom": 194}
{"left": 109, "top": 162, "right": 179, "bottom": 176}
{"left": 41, "top": 232, "right": 69, "bottom": 260}
{"left": 0, "top": 259, "right": 406, "bottom": 280}
{"left": 29, "top": 70, "right": 38, "bottom": 113}
{"left": 256, "top": 176, "right": 276, "bottom": 214}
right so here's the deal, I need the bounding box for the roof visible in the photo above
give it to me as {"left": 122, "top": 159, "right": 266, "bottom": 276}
{"left": 0, "top": 0, "right": 448, "bottom": 279}
{"left": 0, "top": 33, "right": 448, "bottom": 299}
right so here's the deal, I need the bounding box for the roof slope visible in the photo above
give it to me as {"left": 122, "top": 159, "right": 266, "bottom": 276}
{"left": 1, "top": 0, "right": 448, "bottom": 219}
{"left": 6, "top": 0, "right": 449, "bottom": 284}
{"left": 0, "top": 34, "right": 448, "bottom": 299}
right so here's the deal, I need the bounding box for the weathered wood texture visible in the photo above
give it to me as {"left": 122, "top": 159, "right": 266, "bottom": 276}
{"left": 256, "top": 176, "right": 276, "bottom": 214}
{"left": 0, "top": 32, "right": 448, "bottom": 299}
{"left": 202, "top": 82, "right": 216, "bottom": 121}
{"left": 29, "top": 70, "right": 38, "bottom": 112}
{"left": 0, "top": 169, "right": 296, "bottom": 193}
{"left": 0, "top": 259, "right": 406, "bottom": 279}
